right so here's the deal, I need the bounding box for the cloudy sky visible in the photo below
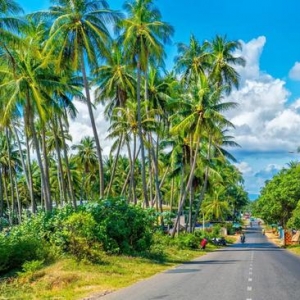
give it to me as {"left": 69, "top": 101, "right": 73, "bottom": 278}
{"left": 19, "top": 0, "right": 300, "bottom": 199}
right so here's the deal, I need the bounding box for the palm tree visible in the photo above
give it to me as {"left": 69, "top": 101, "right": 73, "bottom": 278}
{"left": 94, "top": 41, "right": 136, "bottom": 116}
{"left": 0, "top": 0, "right": 23, "bottom": 34}
{"left": 208, "top": 35, "right": 246, "bottom": 94}
{"left": 174, "top": 35, "right": 209, "bottom": 85}
{"left": 42, "top": 0, "right": 121, "bottom": 199}
{"left": 0, "top": 17, "right": 61, "bottom": 211}
{"left": 202, "top": 186, "right": 231, "bottom": 221}
{"left": 118, "top": 0, "right": 174, "bottom": 206}
{"left": 170, "top": 72, "right": 237, "bottom": 236}
{"left": 72, "top": 136, "right": 98, "bottom": 202}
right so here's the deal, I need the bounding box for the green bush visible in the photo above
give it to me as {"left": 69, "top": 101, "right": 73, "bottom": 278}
{"left": 176, "top": 233, "right": 201, "bottom": 249}
{"left": 89, "top": 198, "right": 154, "bottom": 255}
{"left": 55, "top": 211, "right": 102, "bottom": 262}
{"left": 0, "top": 229, "right": 49, "bottom": 273}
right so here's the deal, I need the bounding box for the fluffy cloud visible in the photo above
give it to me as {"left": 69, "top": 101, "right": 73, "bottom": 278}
{"left": 289, "top": 62, "right": 300, "bottom": 81}
{"left": 68, "top": 100, "right": 111, "bottom": 156}
{"left": 227, "top": 36, "right": 299, "bottom": 153}
{"left": 234, "top": 161, "right": 252, "bottom": 174}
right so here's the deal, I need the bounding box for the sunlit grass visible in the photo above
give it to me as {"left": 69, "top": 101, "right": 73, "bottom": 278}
{"left": 0, "top": 247, "right": 208, "bottom": 300}
{"left": 287, "top": 245, "right": 300, "bottom": 255}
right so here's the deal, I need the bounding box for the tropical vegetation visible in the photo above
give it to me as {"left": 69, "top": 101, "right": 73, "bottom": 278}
{"left": 253, "top": 161, "right": 300, "bottom": 229}
{"left": 0, "top": 0, "right": 250, "bottom": 296}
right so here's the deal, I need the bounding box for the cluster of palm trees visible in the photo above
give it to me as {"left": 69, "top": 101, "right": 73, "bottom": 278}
{"left": 0, "top": 0, "right": 248, "bottom": 231}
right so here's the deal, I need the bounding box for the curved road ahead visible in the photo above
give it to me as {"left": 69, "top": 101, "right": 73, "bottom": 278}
{"left": 100, "top": 225, "right": 300, "bottom": 300}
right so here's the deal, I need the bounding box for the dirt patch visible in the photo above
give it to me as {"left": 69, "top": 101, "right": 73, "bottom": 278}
{"left": 265, "top": 231, "right": 283, "bottom": 247}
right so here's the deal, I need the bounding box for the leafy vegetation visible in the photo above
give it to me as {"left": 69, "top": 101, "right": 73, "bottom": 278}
{"left": 253, "top": 162, "right": 300, "bottom": 228}
{"left": 0, "top": 0, "right": 250, "bottom": 296}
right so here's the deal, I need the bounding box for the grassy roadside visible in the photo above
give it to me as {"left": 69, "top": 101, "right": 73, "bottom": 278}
{"left": 0, "top": 240, "right": 228, "bottom": 300}
{"left": 264, "top": 230, "right": 300, "bottom": 256}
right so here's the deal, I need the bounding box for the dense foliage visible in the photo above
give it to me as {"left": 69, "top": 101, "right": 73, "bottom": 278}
{"left": 0, "top": 198, "right": 156, "bottom": 273}
{"left": 253, "top": 162, "right": 300, "bottom": 228}
{"left": 0, "top": 0, "right": 250, "bottom": 277}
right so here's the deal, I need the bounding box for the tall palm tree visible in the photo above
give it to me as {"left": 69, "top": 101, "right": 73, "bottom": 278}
{"left": 94, "top": 41, "right": 136, "bottom": 116}
{"left": 43, "top": 0, "right": 121, "bottom": 198}
{"left": 208, "top": 35, "right": 246, "bottom": 94}
{"left": 0, "top": 17, "right": 61, "bottom": 211}
{"left": 202, "top": 186, "right": 231, "bottom": 221}
{"left": 170, "top": 72, "right": 236, "bottom": 237}
{"left": 174, "top": 35, "right": 209, "bottom": 85}
{"left": 118, "top": 0, "right": 174, "bottom": 206}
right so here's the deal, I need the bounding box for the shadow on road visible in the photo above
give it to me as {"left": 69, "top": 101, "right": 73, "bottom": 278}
{"left": 217, "top": 241, "right": 283, "bottom": 252}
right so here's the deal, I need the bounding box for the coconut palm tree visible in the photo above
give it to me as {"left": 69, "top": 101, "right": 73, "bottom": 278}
{"left": 42, "top": 0, "right": 121, "bottom": 199}
{"left": 174, "top": 34, "right": 210, "bottom": 85}
{"left": 208, "top": 35, "right": 246, "bottom": 94}
{"left": 94, "top": 41, "right": 136, "bottom": 116}
{"left": 72, "top": 136, "right": 98, "bottom": 202}
{"left": 118, "top": 0, "right": 174, "bottom": 206}
{"left": 170, "top": 71, "right": 237, "bottom": 236}
{"left": 202, "top": 186, "right": 231, "bottom": 221}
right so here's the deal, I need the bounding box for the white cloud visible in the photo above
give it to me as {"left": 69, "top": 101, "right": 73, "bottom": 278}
{"left": 226, "top": 36, "right": 299, "bottom": 153}
{"left": 289, "top": 62, "right": 300, "bottom": 81}
{"left": 234, "top": 161, "right": 252, "bottom": 174}
{"left": 68, "top": 99, "right": 111, "bottom": 156}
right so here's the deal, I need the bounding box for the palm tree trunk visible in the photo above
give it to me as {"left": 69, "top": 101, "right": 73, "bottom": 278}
{"left": 81, "top": 55, "right": 105, "bottom": 199}
{"left": 106, "top": 134, "right": 123, "bottom": 197}
{"left": 137, "top": 60, "right": 149, "bottom": 207}
{"left": 24, "top": 120, "right": 36, "bottom": 214}
{"left": 3, "top": 175, "right": 12, "bottom": 225}
{"left": 41, "top": 125, "right": 52, "bottom": 210}
{"left": 148, "top": 133, "right": 163, "bottom": 213}
{"left": 13, "top": 124, "right": 34, "bottom": 208}
{"left": 171, "top": 137, "right": 201, "bottom": 238}
{"left": 14, "top": 177, "right": 22, "bottom": 224}
{"left": 51, "top": 118, "right": 67, "bottom": 207}
{"left": 192, "top": 137, "right": 212, "bottom": 232}
{"left": 26, "top": 103, "right": 51, "bottom": 211}
{"left": 58, "top": 114, "right": 76, "bottom": 207}
{"left": 5, "top": 128, "right": 16, "bottom": 223}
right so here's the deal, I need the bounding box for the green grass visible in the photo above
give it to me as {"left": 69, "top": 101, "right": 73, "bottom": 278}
{"left": 286, "top": 245, "right": 300, "bottom": 255}
{"left": 0, "top": 246, "right": 211, "bottom": 300}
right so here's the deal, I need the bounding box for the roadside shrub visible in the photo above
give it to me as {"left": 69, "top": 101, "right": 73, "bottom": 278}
{"left": 0, "top": 229, "right": 48, "bottom": 273}
{"left": 51, "top": 211, "right": 102, "bottom": 262}
{"left": 176, "top": 233, "right": 201, "bottom": 249}
{"left": 89, "top": 198, "right": 154, "bottom": 255}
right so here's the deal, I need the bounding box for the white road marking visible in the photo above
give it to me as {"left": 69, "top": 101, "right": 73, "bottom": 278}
{"left": 248, "top": 278, "right": 252, "bottom": 282}
{"left": 247, "top": 286, "right": 252, "bottom": 291}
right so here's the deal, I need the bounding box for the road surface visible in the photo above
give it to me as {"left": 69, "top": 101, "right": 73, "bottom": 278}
{"left": 100, "top": 225, "right": 300, "bottom": 300}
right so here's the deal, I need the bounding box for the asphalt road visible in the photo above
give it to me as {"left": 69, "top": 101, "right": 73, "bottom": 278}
{"left": 100, "top": 225, "right": 300, "bottom": 300}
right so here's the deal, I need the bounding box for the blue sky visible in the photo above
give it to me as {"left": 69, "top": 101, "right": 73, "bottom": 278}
{"left": 17, "top": 0, "right": 300, "bottom": 199}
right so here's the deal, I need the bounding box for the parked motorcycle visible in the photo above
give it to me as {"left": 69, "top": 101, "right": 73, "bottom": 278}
{"left": 211, "top": 237, "right": 227, "bottom": 246}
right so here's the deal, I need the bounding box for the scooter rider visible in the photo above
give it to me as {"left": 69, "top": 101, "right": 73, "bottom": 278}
{"left": 240, "top": 232, "right": 246, "bottom": 243}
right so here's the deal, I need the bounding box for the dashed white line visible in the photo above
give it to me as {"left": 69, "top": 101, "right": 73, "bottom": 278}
{"left": 248, "top": 278, "right": 253, "bottom": 282}
{"left": 247, "top": 286, "right": 252, "bottom": 291}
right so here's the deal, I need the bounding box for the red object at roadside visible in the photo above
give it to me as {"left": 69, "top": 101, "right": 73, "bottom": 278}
{"left": 200, "top": 238, "right": 208, "bottom": 249}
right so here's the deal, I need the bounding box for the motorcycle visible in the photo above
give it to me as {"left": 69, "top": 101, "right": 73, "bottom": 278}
{"left": 211, "top": 237, "right": 227, "bottom": 246}
{"left": 240, "top": 234, "right": 246, "bottom": 243}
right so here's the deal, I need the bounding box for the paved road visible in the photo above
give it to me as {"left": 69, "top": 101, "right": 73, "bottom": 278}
{"left": 100, "top": 225, "right": 300, "bottom": 300}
